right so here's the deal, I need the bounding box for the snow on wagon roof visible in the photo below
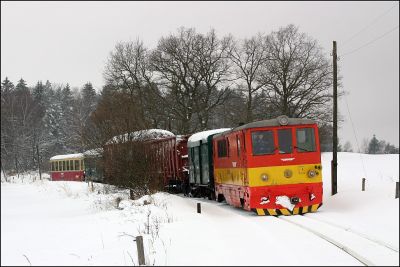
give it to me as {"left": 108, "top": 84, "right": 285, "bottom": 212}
{"left": 107, "top": 129, "right": 175, "bottom": 144}
{"left": 188, "top": 128, "right": 231, "bottom": 148}
{"left": 50, "top": 153, "right": 84, "bottom": 161}
{"left": 83, "top": 148, "right": 103, "bottom": 157}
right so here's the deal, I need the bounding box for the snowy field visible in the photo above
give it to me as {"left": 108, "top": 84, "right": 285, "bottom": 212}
{"left": 1, "top": 152, "right": 399, "bottom": 266}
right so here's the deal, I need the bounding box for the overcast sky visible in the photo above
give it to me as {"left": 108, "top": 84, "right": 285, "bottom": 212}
{"left": 1, "top": 1, "right": 399, "bottom": 147}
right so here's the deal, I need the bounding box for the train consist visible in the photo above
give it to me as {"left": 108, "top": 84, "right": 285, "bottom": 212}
{"left": 49, "top": 115, "right": 323, "bottom": 216}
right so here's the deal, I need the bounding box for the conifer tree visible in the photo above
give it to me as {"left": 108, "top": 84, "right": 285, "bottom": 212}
{"left": 368, "top": 135, "right": 379, "bottom": 154}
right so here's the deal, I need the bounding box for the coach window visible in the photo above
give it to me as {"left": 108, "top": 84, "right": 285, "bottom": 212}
{"left": 251, "top": 131, "right": 275, "bottom": 155}
{"left": 70, "top": 160, "right": 73, "bottom": 170}
{"left": 63, "top": 161, "right": 66, "bottom": 171}
{"left": 66, "top": 160, "right": 70, "bottom": 171}
{"left": 296, "top": 128, "right": 316, "bottom": 152}
{"left": 217, "top": 139, "right": 228, "bottom": 158}
{"left": 278, "top": 129, "right": 293, "bottom": 154}
{"left": 75, "top": 160, "right": 80, "bottom": 171}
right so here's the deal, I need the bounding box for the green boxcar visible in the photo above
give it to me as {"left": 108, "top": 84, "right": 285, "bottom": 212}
{"left": 187, "top": 129, "right": 230, "bottom": 199}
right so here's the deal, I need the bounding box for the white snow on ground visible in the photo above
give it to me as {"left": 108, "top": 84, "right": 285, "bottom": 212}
{"left": 1, "top": 152, "right": 399, "bottom": 266}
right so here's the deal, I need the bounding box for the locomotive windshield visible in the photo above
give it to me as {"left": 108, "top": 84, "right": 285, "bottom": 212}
{"left": 278, "top": 129, "right": 293, "bottom": 154}
{"left": 296, "top": 128, "right": 316, "bottom": 152}
{"left": 251, "top": 131, "right": 275, "bottom": 155}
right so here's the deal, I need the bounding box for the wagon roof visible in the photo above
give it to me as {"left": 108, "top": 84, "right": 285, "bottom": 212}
{"left": 50, "top": 153, "right": 84, "bottom": 161}
{"left": 83, "top": 148, "right": 103, "bottom": 157}
{"left": 106, "top": 129, "right": 175, "bottom": 144}
{"left": 188, "top": 128, "right": 231, "bottom": 148}
{"left": 213, "top": 116, "right": 316, "bottom": 138}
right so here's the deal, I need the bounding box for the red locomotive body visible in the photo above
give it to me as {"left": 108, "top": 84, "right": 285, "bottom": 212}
{"left": 212, "top": 116, "right": 323, "bottom": 215}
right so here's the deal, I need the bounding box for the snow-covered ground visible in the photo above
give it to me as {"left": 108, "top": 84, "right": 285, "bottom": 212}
{"left": 1, "top": 152, "right": 399, "bottom": 266}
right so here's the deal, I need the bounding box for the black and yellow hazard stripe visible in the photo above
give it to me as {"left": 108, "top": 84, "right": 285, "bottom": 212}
{"left": 252, "top": 203, "right": 323, "bottom": 216}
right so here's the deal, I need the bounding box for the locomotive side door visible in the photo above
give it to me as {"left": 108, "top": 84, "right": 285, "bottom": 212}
{"left": 237, "top": 131, "right": 247, "bottom": 186}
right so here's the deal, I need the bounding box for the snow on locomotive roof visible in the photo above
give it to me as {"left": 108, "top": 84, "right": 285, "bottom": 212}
{"left": 213, "top": 116, "right": 316, "bottom": 138}
{"left": 107, "top": 129, "right": 175, "bottom": 144}
{"left": 50, "top": 153, "right": 84, "bottom": 161}
{"left": 188, "top": 128, "right": 231, "bottom": 147}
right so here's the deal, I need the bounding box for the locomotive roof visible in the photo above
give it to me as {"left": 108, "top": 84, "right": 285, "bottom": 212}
{"left": 50, "top": 153, "right": 84, "bottom": 161}
{"left": 213, "top": 117, "right": 316, "bottom": 138}
{"left": 106, "top": 129, "right": 175, "bottom": 144}
{"left": 188, "top": 128, "right": 231, "bottom": 148}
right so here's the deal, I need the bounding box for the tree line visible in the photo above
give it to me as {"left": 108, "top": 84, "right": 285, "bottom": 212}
{"left": 1, "top": 78, "right": 97, "bottom": 176}
{"left": 4, "top": 24, "right": 396, "bottom": 178}
{"left": 87, "top": 24, "right": 335, "bottom": 153}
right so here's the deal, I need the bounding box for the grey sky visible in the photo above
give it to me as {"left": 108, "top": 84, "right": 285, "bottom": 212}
{"left": 1, "top": 1, "right": 399, "bottom": 147}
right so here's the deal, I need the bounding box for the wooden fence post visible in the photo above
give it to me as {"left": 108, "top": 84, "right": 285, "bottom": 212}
{"left": 136, "top": 235, "right": 145, "bottom": 265}
{"left": 362, "top": 178, "right": 366, "bottom": 191}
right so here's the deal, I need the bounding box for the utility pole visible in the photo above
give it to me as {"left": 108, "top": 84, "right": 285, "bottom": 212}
{"left": 331, "top": 41, "right": 338, "bottom": 195}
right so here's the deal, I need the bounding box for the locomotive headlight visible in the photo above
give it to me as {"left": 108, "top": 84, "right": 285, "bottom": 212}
{"left": 284, "top": 169, "right": 293, "bottom": 178}
{"left": 308, "top": 170, "right": 317, "bottom": 178}
{"left": 277, "top": 115, "right": 289, "bottom": 126}
{"left": 260, "top": 173, "right": 268, "bottom": 182}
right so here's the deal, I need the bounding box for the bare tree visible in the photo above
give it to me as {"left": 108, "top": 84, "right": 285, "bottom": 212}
{"left": 227, "top": 33, "right": 269, "bottom": 122}
{"left": 104, "top": 40, "right": 155, "bottom": 126}
{"left": 150, "top": 27, "right": 232, "bottom": 133}
{"left": 260, "top": 24, "right": 333, "bottom": 123}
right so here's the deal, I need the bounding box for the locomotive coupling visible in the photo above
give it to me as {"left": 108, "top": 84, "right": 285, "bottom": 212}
{"left": 290, "top": 197, "right": 300, "bottom": 204}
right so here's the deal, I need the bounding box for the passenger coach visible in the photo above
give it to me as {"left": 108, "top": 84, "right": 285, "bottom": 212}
{"left": 212, "top": 115, "right": 323, "bottom": 216}
{"left": 49, "top": 153, "right": 85, "bottom": 181}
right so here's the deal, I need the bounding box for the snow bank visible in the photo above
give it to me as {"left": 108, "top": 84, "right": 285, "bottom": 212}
{"left": 1, "top": 153, "right": 399, "bottom": 266}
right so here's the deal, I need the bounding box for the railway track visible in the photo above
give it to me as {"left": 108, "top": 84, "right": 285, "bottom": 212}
{"left": 184, "top": 197, "right": 398, "bottom": 266}
{"left": 275, "top": 215, "right": 399, "bottom": 266}
{"left": 302, "top": 214, "right": 399, "bottom": 253}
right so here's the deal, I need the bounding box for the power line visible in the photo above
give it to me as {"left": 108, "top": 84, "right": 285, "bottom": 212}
{"left": 343, "top": 92, "right": 367, "bottom": 178}
{"left": 340, "top": 25, "right": 399, "bottom": 57}
{"left": 342, "top": 2, "right": 399, "bottom": 47}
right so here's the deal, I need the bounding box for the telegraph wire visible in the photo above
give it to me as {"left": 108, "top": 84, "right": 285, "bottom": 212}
{"left": 343, "top": 92, "right": 367, "bottom": 178}
{"left": 340, "top": 25, "right": 399, "bottom": 57}
{"left": 342, "top": 2, "right": 399, "bottom": 47}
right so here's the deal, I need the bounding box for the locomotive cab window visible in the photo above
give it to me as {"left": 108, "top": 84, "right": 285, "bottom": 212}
{"left": 278, "top": 129, "right": 293, "bottom": 154}
{"left": 251, "top": 131, "right": 275, "bottom": 155}
{"left": 217, "top": 139, "right": 228, "bottom": 158}
{"left": 296, "top": 128, "right": 316, "bottom": 152}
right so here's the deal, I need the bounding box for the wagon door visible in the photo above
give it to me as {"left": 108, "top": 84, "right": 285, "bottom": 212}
{"left": 200, "top": 143, "right": 209, "bottom": 185}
